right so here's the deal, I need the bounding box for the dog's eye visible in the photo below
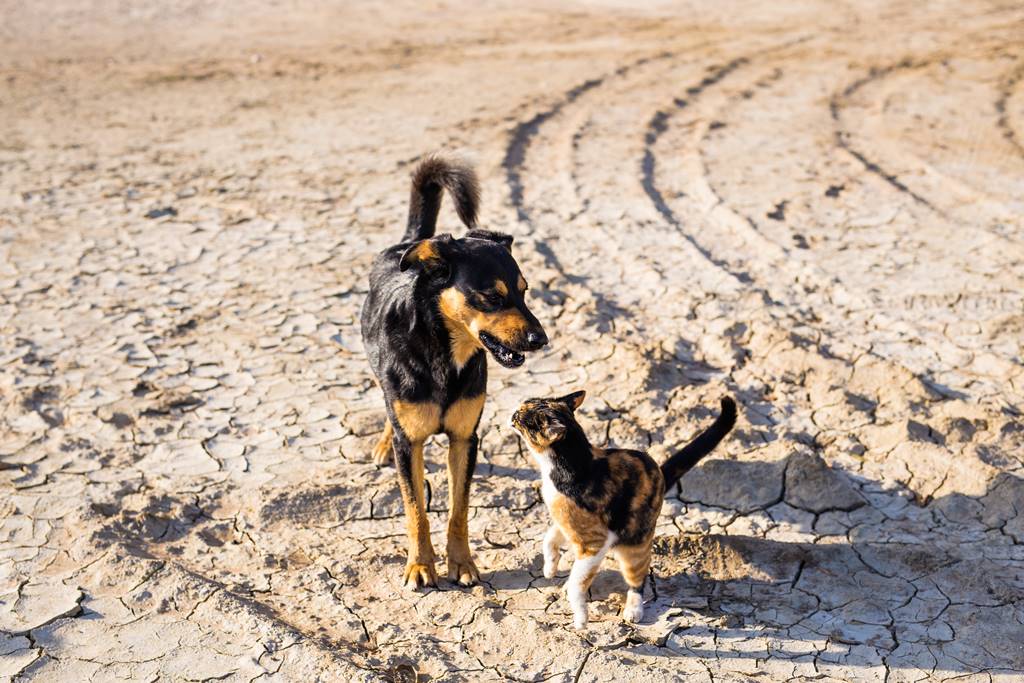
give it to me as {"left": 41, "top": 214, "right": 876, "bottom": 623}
{"left": 476, "top": 292, "right": 504, "bottom": 310}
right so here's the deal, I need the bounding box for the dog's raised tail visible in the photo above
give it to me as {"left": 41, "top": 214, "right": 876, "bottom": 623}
{"left": 404, "top": 155, "right": 480, "bottom": 242}
{"left": 661, "top": 397, "right": 737, "bottom": 490}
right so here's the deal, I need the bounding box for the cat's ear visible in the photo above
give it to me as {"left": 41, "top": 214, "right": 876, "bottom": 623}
{"left": 559, "top": 390, "right": 586, "bottom": 411}
{"left": 542, "top": 421, "right": 566, "bottom": 443}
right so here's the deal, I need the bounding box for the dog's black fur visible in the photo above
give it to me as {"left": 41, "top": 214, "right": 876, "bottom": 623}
{"left": 360, "top": 155, "right": 547, "bottom": 588}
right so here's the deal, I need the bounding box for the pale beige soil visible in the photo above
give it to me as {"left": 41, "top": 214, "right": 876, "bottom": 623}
{"left": 1, "top": 1, "right": 1023, "bottom": 681}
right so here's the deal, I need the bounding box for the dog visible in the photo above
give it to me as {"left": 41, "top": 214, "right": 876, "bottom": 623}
{"left": 360, "top": 155, "right": 548, "bottom": 589}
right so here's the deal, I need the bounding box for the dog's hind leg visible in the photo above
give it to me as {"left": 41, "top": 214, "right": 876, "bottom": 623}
{"left": 443, "top": 394, "right": 485, "bottom": 586}
{"left": 372, "top": 420, "right": 393, "bottom": 466}
{"left": 392, "top": 401, "right": 442, "bottom": 589}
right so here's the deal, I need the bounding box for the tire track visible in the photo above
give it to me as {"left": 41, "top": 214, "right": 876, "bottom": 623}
{"left": 995, "top": 59, "right": 1024, "bottom": 159}
{"left": 830, "top": 58, "right": 941, "bottom": 212}
{"left": 633, "top": 46, "right": 977, "bottom": 394}
{"left": 677, "top": 46, "right": 1024, "bottom": 407}
{"left": 640, "top": 56, "right": 754, "bottom": 284}
{"left": 691, "top": 65, "right": 796, "bottom": 261}
{"left": 503, "top": 52, "right": 672, "bottom": 228}
{"left": 502, "top": 53, "right": 678, "bottom": 276}
{"left": 637, "top": 38, "right": 812, "bottom": 286}
{"left": 684, "top": 61, "right": 912, "bottom": 318}
{"left": 503, "top": 76, "right": 604, "bottom": 227}
{"left": 567, "top": 116, "right": 596, "bottom": 222}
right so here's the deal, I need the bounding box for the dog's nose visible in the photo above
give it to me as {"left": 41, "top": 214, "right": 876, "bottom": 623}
{"left": 525, "top": 329, "right": 548, "bottom": 351}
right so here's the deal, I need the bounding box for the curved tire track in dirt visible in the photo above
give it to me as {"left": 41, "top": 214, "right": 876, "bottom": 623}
{"left": 995, "top": 60, "right": 1024, "bottom": 159}
{"left": 830, "top": 59, "right": 941, "bottom": 211}
{"left": 640, "top": 56, "right": 755, "bottom": 284}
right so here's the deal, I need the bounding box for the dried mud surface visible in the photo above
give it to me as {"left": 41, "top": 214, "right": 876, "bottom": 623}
{"left": 2, "top": 1, "right": 1023, "bottom": 681}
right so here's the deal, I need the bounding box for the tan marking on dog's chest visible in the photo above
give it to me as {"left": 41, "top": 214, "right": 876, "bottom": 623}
{"left": 393, "top": 400, "right": 441, "bottom": 441}
{"left": 443, "top": 393, "right": 485, "bottom": 439}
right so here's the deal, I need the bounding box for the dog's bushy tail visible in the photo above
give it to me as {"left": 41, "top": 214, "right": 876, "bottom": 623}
{"left": 404, "top": 155, "right": 480, "bottom": 242}
{"left": 661, "top": 397, "right": 737, "bottom": 490}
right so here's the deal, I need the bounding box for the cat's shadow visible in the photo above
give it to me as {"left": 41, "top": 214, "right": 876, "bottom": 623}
{"left": 474, "top": 459, "right": 1024, "bottom": 677}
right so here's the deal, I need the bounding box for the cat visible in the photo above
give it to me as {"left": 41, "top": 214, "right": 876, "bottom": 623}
{"left": 509, "top": 390, "right": 736, "bottom": 628}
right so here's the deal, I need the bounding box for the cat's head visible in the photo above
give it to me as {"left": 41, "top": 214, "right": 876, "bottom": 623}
{"left": 509, "top": 390, "right": 586, "bottom": 451}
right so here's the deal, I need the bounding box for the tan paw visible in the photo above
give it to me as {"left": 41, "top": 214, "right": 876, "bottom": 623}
{"left": 447, "top": 557, "right": 481, "bottom": 586}
{"left": 403, "top": 562, "right": 438, "bottom": 590}
{"left": 371, "top": 438, "right": 392, "bottom": 466}
{"left": 372, "top": 421, "right": 393, "bottom": 466}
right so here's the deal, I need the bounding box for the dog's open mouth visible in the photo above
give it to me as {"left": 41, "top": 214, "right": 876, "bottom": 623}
{"left": 479, "top": 332, "right": 525, "bottom": 368}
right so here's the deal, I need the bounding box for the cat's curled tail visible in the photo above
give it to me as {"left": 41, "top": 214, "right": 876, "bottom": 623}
{"left": 661, "top": 397, "right": 737, "bottom": 489}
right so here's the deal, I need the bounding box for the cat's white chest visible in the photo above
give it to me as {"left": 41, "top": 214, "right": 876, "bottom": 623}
{"left": 530, "top": 447, "right": 560, "bottom": 509}
{"left": 540, "top": 477, "right": 559, "bottom": 508}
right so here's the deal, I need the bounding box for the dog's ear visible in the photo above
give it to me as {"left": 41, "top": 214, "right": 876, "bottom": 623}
{"left": 466, "top": 230, "right": 514, "bottom": 251}
{"left": 400, "top": 234, "right": 453, "bottom": 273}
{"left": 558, "top": 390, "right": 586, "bottom": 411}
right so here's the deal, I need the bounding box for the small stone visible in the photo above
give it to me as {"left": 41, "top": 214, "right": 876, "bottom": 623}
{"left": 785, "top": 451, "right": 865, "bottom": 513}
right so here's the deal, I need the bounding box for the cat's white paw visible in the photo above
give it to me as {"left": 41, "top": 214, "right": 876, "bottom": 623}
{"left": 573, "top": 612, "right": 589, "bottom": 630}
{"left": 542, "top": 528, "right": 562, "bottom": 579}
{"left": 623, "top": 590, "right": 644, "bottom": 623}
{"left": 622, "top": 601, "right": 644, "bottom": 623}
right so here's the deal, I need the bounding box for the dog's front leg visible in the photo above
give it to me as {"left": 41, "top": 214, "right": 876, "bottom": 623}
{"left": 445, "top": 433, "right": 480, "bottom": 585}
{"left": 393, "top": 431, "right": 437, "bottom": 589}
{"left": 443, "top": 393, "right": 484, "bottom": 586}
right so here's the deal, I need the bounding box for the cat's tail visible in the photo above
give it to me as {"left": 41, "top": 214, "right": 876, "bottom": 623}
{"left": 661, "top": 397, "right": 737, "bottom": 490}
{"left": 403, "top": 155, "right": 480, "bottom": 242}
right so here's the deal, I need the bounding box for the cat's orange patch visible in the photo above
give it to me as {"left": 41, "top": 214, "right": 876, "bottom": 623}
{"left": 615, "top": 540, "right": 654, "bottom": 589}
{"left": 549, "top": 495, "right": 608, "bottom": 554}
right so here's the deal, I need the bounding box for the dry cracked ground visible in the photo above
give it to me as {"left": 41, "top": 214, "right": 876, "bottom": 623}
{"left": 2, "top": 1, "right": 1024, "bottom": 681}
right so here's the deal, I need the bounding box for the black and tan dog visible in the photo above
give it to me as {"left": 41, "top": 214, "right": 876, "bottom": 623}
{"left": 361, "top": 155, "right": 548, "bottom": 589}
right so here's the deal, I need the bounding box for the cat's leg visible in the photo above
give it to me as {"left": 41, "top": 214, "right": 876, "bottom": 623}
{"left": 616, "top": 541, "right": 652, "bottom": 623}
{"left": 566, "top": 532, "right": 616, "bottom": 629}
{"left": 543, "top": 526, "right": 565, "bottom": 578}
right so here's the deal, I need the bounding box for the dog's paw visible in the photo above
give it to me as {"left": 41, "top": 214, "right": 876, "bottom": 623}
{"left": 447, "top": 557, "right": 480, "bottom": 586}
{"left": 403, "top": 562, "right": 438, "bottom": 590}
{"left": 371, "top": 439, "right": 392, "bottom": 466}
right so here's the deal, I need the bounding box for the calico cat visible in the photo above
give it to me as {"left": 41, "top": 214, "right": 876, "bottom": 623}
{"left": 509, "top": 391, "right": 736, "bottom": 628}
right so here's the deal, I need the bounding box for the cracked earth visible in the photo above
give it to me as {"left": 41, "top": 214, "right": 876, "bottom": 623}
{"left": 2, "top": 1, "right": 1024, "bottom": 681}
